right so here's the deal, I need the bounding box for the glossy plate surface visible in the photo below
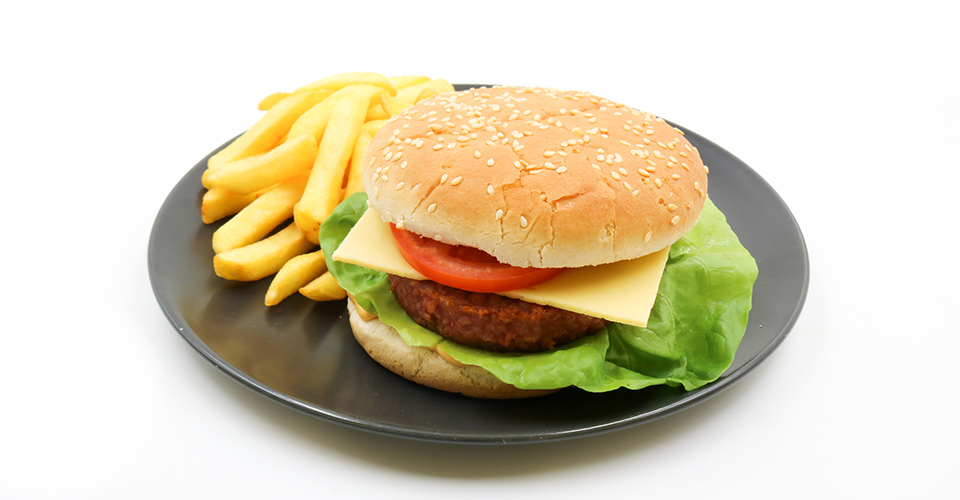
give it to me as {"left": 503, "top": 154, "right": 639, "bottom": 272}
{"left": 149, "top": 85, "right": 808, "bottom": 444}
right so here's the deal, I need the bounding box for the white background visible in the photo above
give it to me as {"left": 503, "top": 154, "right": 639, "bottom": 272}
{"left": 2, "top": 1, "right": 957, "bottom": 498}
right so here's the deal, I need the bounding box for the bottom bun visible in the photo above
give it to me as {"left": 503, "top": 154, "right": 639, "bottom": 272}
{"left": 346, "top": 300, "right": 559, "bottom": 399}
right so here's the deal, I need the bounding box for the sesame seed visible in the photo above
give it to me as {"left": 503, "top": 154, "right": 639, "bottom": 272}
{"left": 667, "top": 203, "right": 678, "bottom": 211}
{"left": 539, "top": 193, "right": 547, "bottom": 201}
{"left": 427, "top": 203, "right": 437, "bottom": 213}
{"left": 391, "top": 152, "right": 403, "bottom": 161}
{"left": 395, "top": 181, "right": 405, "bottom": 190}
{"left": 704, "top": 165, "right": 710, "bottom": 174}
{"left": 432, "top": 144, "right": 443, "bottom": 151}
{"left": 544, "top": 150, "right": 556, "bottom": 157}
{"left": 645, "top": 129, "right": 655, "bottom": 135}
{"left": 671, "top": 215, "right": 680, "bottom": 225}
{"left": 495, "top": 209, "right": 504, "bottom": 220}
{"left": 646, "top": 166, "right": 657, "bottom": 173}
{"left": 487, "top": 184, "right": 494, "bottom": 195}
{"left": 618, "top": 167, "right": 628, "bottom": 176}
{"left": 440, "top": 173, "right": 448, "bottom": 184}
{"left": 671, "top": 174, "right": 681, "bottom": 180}
{"left": 644, "top": 231, "right": 652, "bottom": 242}
{"left": 592, "top": 164, "right": 602, "bottom": 171}
{"left": 451, "top": 176, "right": 463, "bottom": 186}
{"left": 400, "top": 161, "right": 407, "bottom": 169}
{"left": 474, "top": 150, "right": 482, "bottom": 159}
{"left": 487, "top": 158, "right": 495, "bottom": 166}
{"left": 655, "top": 178, "right": 663, "bottom": 188}
{"left": 514, "top": 160, "right": 522, "bottom": 169}
{"left": 556, "top": 166, "right": 567, "bottom": 173}
{"left": 611, "top": 171, "right": 621, "bottom": 180}
{"left": 520, "top": 216, "right": 528, "bottom": 228}
{"left": 457, "top": 136, "right": 469, "bottom": 142}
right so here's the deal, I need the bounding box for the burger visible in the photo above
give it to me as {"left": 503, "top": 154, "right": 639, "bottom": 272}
{"left": 319, "top": 86, "right": 757, "bottom": 398}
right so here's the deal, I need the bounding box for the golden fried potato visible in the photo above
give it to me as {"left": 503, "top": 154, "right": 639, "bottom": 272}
{"left": 287, "top": 84, "right": 388, "bottom": 144}
{"left": 202, "top": 134, "right": 317, "bottom": 194}
{"left": 265, "top": 250, "right": 328, "bottom": 306}
{"left": 208, "top": 90, "right": 331, "bottom": 170}
{"left": 201, "top": 188, "right": 260, "bottom": 224}
{"left": 293, "top": 91, "right": 368, "bottom": 243}
{"left": 212, "top": 172, "right": 309, "bottom": 254}
{"left": 213, "top": 222, "right": 314, "bottom": 281}
{"left": 299, "top": 272, "right": 346, "bottom": 301}
{"left": 258, "top": 72, "right": 396, "bottom": 111}
{"left": 388, "top": 75, "right": 430, "bottom": 90}
{"left": 344, "top": 119, "right": 386, "bottom": 197}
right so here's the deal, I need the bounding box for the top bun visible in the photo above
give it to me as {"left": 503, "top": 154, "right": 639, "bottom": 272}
{"left": 362, "top": 86, "right": 708, "bottom": 268}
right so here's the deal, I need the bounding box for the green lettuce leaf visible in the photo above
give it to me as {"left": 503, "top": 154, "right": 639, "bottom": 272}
{"left": 319, "top": 192, "right": 758, "bottom": 392}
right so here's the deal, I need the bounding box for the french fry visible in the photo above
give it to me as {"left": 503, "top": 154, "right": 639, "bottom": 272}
{"left": 201, "top": 188, "right": 259, "bottom": 224}
{"left": 294, "top": 92, "right": 368, "bottom": 243}
{"left": 292, "top": 72, "right": 396, "bottom": 97}
{"left": 416, "top": 86, "right": 440, "bottom": 102}
{"left": 388, "top": 75, "right": 430, "bottom": 90}
{"left": 202, "top": 134, "right": 317, "bottom": 194}
{"left": 379, "top": 94, "right": 415, "bottom": 117}
{"left": 287, "top": 84, "right": 387, "bottom": 144}
{"left": 257, "top": 92, "right": 288, "bottom": 111}
{"left": 258, "top": 72, "right": 396, "bottom": 111}
{"left": 212, "top": 172, "right": 309, "bottom": 254}
{"left": 208, "top": 90, "right": 331, "bottom": 170}
{"left": 264, "top": 250, "right": 328, "bottom": 306}
{"left": 394, "top": 78, "right": 454, "bottom": 104}
{"left": 344, "top": 119, "right": 386, "bottom": 197}
{"left": 364, "top": 104, "right": 389, "bottom": 121}
{"left": 213, "top": 222, "right": 314, "bottom": 282}
{"left": 299, "top": 272, "right": 346, "bottom": 301}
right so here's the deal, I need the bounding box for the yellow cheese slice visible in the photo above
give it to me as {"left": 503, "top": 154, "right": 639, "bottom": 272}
{"left": 332, "top": 208, "right": 669, "bottom": 327}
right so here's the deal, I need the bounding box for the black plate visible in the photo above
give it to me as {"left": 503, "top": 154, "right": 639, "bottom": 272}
{"left": 149, "top": 85, "right": 808, "bottom": 444}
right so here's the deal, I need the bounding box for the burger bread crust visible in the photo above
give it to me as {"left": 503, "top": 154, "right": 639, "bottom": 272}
{"left": 346, "top": 300, "right": 558, "bottom": 399}
{"left": 362, "top": 86, "right": 708, "bottom": 268}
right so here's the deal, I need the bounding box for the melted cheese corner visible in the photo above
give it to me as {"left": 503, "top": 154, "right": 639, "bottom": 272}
{"left": 332, "top": 208, "right": 669, "bottom": 327}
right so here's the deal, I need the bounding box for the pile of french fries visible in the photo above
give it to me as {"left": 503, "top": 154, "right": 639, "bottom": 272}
{"left": 200, "top": 72, "right": 454, "bottom": 306}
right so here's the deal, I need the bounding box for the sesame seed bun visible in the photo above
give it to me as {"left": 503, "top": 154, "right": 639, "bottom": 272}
{"left": 346, "top": 300, "right": 558, "bottom": 399}
{"left": 362, "top": 86, "right": 708, "bottom": 268}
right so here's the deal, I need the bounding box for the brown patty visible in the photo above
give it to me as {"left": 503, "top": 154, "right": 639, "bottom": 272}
{"left": 388, "top": 275, "right": 608, "bottom": 352}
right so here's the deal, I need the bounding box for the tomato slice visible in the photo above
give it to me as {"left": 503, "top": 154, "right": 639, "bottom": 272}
{"left": 390, "top": 224, "right": 564, "bottom": 293}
